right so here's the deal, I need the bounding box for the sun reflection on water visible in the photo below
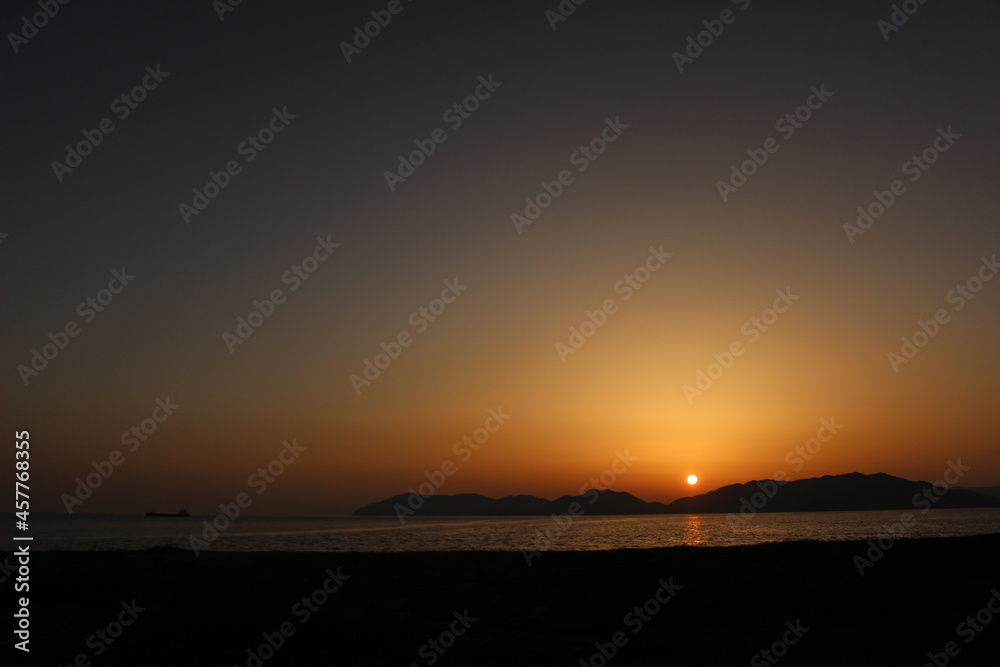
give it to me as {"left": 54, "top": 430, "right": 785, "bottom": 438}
{"left": 682, "top": 515, "right": 706, "bottom": 546}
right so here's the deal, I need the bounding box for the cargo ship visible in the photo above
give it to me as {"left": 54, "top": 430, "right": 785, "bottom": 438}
{"left": 145, "top": 509, "right": 190, "bottom": 517}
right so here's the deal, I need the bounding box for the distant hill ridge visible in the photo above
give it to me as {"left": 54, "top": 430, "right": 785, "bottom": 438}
{"left": 353, "top": 472, "right": 1000, "bottom": 517}
{"left": 966, "top": 486, "right": 1000, "bottom": 499}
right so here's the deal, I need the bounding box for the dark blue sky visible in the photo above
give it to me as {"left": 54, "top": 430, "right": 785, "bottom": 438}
{"left": 3, "top": 0, "right": 999, "bottom": 514}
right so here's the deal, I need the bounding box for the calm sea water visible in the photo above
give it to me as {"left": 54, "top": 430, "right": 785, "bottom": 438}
{"left": 8, "top": 509, "right": 1000, "bottom": 552}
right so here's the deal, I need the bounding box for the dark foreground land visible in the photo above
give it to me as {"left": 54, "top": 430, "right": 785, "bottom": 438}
{"left": 15, "top": 534, "right": 1000, "bottom": 666}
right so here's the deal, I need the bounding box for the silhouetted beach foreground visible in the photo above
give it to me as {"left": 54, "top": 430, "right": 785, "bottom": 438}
{"left": 24, "top": 534, "right": 1000, "bottom": 666}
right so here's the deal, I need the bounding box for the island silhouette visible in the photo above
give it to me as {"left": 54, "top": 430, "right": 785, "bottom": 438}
{"left": 353, "top": 472, "right": 1000, "bottom": 516}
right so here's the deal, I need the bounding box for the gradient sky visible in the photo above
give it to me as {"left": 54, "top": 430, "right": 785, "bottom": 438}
{"left": 3, "top": 0, "right": 998, "bottom": 516}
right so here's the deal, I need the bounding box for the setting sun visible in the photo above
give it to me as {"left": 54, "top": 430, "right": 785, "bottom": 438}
{"left": 687, "top": 475, "right": 699, "bottom": 485}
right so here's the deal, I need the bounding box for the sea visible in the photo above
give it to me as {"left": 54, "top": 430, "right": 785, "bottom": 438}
{"left": 8, "top": 508, "right": 1000, "bottom": 552}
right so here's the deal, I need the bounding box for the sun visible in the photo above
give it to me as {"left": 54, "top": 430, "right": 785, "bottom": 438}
{"left": 686, "top": 474, "right": 698, "bottom": 485}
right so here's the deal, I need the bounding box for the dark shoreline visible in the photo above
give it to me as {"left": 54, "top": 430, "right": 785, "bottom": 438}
{"left": 17, "top": 534, "right": 1000, "bottom": 666}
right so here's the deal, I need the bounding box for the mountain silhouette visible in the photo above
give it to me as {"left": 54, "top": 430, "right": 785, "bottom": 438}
{"left": 965, "top": 485, "right": 1000, "bottom": 499}
{"left": 353, "top": 490, "right": 667, "bottom": 516}
{"left": 353, "top": 472, "right": 1000, "bottom": 517}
